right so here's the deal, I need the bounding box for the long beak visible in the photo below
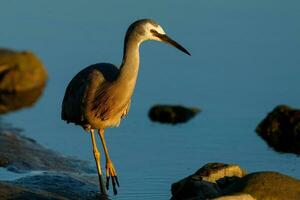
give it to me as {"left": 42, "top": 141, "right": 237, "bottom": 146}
{"left": 156, "top": 33, "right": 191, "bottom": 56}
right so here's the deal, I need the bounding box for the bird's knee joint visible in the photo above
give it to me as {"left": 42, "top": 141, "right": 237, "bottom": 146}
{"left": 93, "top": 150, "right": 100, "bottom": 158}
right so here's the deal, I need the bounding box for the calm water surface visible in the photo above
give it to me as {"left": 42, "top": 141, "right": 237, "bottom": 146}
{"left": 1, "top": 1, "right": 300, "bottom": 199}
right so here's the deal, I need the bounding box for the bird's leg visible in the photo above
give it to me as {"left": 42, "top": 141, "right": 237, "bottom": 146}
{"left": 90, "top": 129, "right": 107, "bottom": 196}
{"left": 98, "top": 129, "right": 119, "bottom": 195}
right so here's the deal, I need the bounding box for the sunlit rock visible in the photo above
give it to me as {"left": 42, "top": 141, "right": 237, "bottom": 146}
{"left": 256, "top": 105, "right": 300, "bottom": 154}
{"left": 171, "top": 163, "right": 246, "bottom": 200}
{"left": 223, "top": 172, "right": 300, "bottom": 200}
{"left": 194, "top": 163, "right": 246, "bottom": 183}
{"left": 148, "top": 105, "right": 200, "bottom": 124}
{"left": 0, "top": 48, "right": 47, "bottom": 92}
{"left": 0, "top": 86, "right": 44, "bottom": 114}
{"left": 212, "top": 194, "right": 255, "bottom": 200}
{"left": 171, "top": 162, "right": 300, "bottom": 200}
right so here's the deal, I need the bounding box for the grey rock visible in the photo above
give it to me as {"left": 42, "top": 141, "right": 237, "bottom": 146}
{"left": 0, "top": 127, "right": 93, "bottom": 173}
{"left": 0, "top": 172, "right": 108, "bottom": 200}
{"left": 0, "top": 125, "right": 111, "bottom": 199}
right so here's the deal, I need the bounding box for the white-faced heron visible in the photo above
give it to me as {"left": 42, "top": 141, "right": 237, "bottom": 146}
{"left": 61, "top": 19, "right": 190, "bottom": 196}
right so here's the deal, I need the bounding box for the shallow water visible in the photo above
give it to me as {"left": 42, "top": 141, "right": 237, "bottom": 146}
{"left": 1, "top": 1, "right": 300, "bottom": 199}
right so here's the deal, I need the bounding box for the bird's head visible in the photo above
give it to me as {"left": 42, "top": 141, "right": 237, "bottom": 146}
{"left": 126, "top": 19, "right": 191, "bottom": 56}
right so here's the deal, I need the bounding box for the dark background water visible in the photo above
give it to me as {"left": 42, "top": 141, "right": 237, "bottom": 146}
{"left": 1, "top": 1, "right": 300, "bottom": 199}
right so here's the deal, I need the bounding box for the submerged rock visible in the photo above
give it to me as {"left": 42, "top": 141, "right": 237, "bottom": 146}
{"left": 0, "top": 172, "right": 107, "bottom": 200}
{"left": 0, "top": 48, "right": 47, "bottom": 92}
{"left": 0, "top": 127, "right": 93, "bottom": 173}
{"left": 0, "top": 181, "right": 65, "bottom": 200}
{"left": 0, "top": 125, "right": 110, "bottom": 199}
{"left": 171, "top": 162, "right": 300, "bottom": 200}
{"left": 148, "top": 105, "right": 200, "bottom": 124}
{"left": 171, "top": 163, "right": 246, "bottom": 200}
{"left": 256, "top": 105, "right": 300, "bottom": 154}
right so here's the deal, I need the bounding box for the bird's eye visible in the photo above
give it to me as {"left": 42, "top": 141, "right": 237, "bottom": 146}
{"left": 150, "top": 29, "right": 158, "bottom": 34}
{"left": 150, "top": 29, "right": 160, "bottom": 37}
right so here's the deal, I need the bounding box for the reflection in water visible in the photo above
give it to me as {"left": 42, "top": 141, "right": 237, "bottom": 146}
{"left": 0, "top": 86, "right": 45, "bottom": 114}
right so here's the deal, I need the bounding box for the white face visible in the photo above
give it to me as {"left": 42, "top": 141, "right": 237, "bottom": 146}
{"left": 141, "top": 22, "right": 166, "bottom": 41}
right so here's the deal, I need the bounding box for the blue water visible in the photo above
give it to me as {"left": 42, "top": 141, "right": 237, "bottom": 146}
{"left": 1, "top": 1, "right": 300, "bottom": 199}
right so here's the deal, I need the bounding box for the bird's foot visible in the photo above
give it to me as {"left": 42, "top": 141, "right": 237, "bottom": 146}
{"left": 106, "top": 161, "right": 119, "bottom": 195}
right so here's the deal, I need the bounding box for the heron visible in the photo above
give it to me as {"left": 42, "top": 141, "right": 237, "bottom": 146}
{"left": 61, "top": 19, "right": 190, "bottom": 196}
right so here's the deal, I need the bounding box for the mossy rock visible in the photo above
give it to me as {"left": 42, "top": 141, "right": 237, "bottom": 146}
{"left": 0, "top": 48, "right": 47, "bottom": 92}
{"left": 223, "top": 172, "right": 300, "bottom": 200}
{"left": 0, "top": 86, "right": 44, "bottom": 114}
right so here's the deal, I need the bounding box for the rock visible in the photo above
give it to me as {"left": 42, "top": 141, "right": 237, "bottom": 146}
{"left": 0, "top": 125, "right": 110, "bottom": 199}
{"left": 148, "top": 105, "right": 200, "bottom": 124}
{"left": 0, "top": 172, "right": 108, "bottom": 200}
{"left": 222, "top": 172, "right": 300, "bottom": 200}
{"left": 171, "top": 162, "right": 300, "bottom": 200}
{"left": 0, "top": 48, "right": 46, "bottom": 114}
{"left": 0, "top": 181, "right": 66, "bottom": 200}
{"left": 194, "top": 163, "right": 247, "bottom": 184}
{"left": 0, "top": 86, "right": 45, "bottom": 114}
{"left": 0, "top": 48, "right": 47, "bottom": 92}
{"left": 171, "top": 163, "right": 246, "bottom": 200}
{"left": 212, "top": 194, "right": 255, "bottom": 200}
{"left": 256, "top": 105, "right": 300, "bottom": 154}
{"left": 0, "top": 126, "right": 93, "bottom": 173}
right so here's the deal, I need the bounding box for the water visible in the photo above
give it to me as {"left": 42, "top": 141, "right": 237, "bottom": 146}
{"left": 1, "top": 1, "right": 300, "bottom": 199}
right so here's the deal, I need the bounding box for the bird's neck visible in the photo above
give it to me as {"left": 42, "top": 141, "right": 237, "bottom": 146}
{"left": 117, "top": 35, "right": 141, "bottom": 88}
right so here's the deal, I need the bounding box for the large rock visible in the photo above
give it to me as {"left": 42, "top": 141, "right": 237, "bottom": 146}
{"left": 0, "top": 125, "right": 110, "bottom": 199}
{"left": 0, "top": 127, "right": 93, "bottom": 173}
{"left": 0, "top": 86, "right": 45, "bottom": 114}
{"left": 148, "top": 105, "right": 200, "bottom": 124}
{"left": 256, "top": 105, "right": 300, "bottom": 154}
{"left": 0, "top": 172, "right": 107, "bottom": 200}
{"left": 171, "top": 163, "right": 246, "bottom": 200}
{"left": 0, "top": 48, "right": 47, "bottom": 92}
{"left": 171, "top": 162, "right": 300, "bottom": 200}
{"left": 222, "top": 172, "right": 300, "bottom": 200}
